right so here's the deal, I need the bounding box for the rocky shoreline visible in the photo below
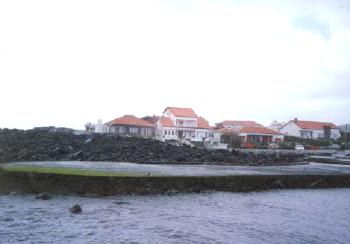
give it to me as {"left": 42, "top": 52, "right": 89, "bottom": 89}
{"left": 1, "top": 172, "right": 350, "bottom": 195}
{"left": 0, "top": 128, "right": 307, "bottom": 165}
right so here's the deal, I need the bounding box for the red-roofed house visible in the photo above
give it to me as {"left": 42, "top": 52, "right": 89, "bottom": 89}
{"left": 214, "top": 120, "right": 284, "bottom": 143}
{"left": 238, "top": 126, "right": 283, "bottom": 143}
{"left": 105, "top": 115, "right": 155, "bottom": 137}
{"left": 156, "top": 107, "right": 212, "bottom": 142}
{"left": 280, "top": 118, "right": 340, "bottom": 139}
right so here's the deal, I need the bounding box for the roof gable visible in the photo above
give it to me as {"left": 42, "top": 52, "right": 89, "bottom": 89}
{"left": 197, "top": 117, "right": 210, "bottom": 129}
{"left": 165, "top": 107, "right": 198, "bottom": 118}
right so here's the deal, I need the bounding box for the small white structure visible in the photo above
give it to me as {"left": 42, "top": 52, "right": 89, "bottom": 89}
{"left": 94, "top": 119, "right": 106, "bottom": 133}
{"left": 280, "top": 118, "right": 341, "bottom": 140}
{"left": 156, "top": 107, "right": 212, "bottom": 142}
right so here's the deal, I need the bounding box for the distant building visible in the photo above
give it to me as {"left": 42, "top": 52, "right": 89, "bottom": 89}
{"left": 280, "top": 118, "right": 341, "bottom": 139}
{"left": 32, "top": 126, "right": 73, "bottom": 133}
{"left": 94, "top": 119, "right": 105, "bottom": 133}
{"left": 269, "top": 121, "right": 286, "bottom": 132}
{"left": 105, "top": 115, "right": 155, "bottom": 137}
{"left": 338, "top": 124, "right": 350, "bottom": 134}
{"left": 215, "top": 120, "right": 283, "bottom": 143}
{"left": 156, "top": 107, "right": 212, "bottom": 142}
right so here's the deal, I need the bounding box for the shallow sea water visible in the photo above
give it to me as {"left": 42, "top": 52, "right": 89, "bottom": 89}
{"left": 1, "top": 189, "right": 350, "bottom": 244}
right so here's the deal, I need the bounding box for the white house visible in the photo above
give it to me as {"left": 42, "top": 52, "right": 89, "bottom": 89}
{"left": 280, "top": 119, "right": 341, "bottom": 140}
{"left": 156, "top": 107, "right": 212, "bottom": 142}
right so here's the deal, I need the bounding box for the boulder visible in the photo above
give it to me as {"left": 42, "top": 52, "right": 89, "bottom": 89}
{"left": 70, "top": 204, "right": 82, "bottom": 214}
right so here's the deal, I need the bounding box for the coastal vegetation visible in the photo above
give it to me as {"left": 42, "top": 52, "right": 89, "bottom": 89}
{"left": 0, "top": 164, "right": 146, "bottom": 177}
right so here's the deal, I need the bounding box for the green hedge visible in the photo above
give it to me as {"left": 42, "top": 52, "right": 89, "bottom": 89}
{"left": 284, "top": 136, "right": 332, "bottom": 147}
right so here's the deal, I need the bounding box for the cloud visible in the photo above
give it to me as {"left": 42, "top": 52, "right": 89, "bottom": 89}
{"left": 293, "top": 13, "right": 331, "bottom": 39}
{"left": 0, "top": 0, "right": 350, "bottom": 129}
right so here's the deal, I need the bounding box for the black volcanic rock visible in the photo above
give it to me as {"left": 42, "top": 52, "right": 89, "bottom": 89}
{"left": 69, "top": 205, "right": 82, "bottom": 214}
{"left": 0, "top": 128, "right": 306, "bottom": 165}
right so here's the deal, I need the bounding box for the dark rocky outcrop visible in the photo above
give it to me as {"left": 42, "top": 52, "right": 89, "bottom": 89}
{"left": 0, "top": 128, "right": 306, "bottom": 165}
{"left": 69, "top": 204, "right": 82, "bottom": 214}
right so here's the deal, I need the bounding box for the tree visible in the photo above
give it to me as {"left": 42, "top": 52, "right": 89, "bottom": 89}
{"left": 220, "top": 131, "right": 241, "bottom": 148}
{"left": 84, "top": 122, "right": 95, "bottom": 132}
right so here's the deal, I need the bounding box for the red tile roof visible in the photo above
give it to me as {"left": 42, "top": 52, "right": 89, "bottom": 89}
{"left": 293, "top": 120, "right": 337, "bottom": 130}
{"left": 197, "top": 117, "right": 210, "bottom": 129}
{"left": 222, "top": 120, "right": 262, "bottom": 127}
{"left": 214, "top": 128, "right": 237, "bottom": 133}
{"left": 109, "top": 115, "right": 153, "bottom": 127}
{"left": 142, "top": 115, "right": 160, "bottom": 125}
{"left": 239, "top": 126, "right": 281, "bottom": 135}
{"left": 165, "top": 107, "right": 198, "bottom": 118}
{"left": 158, "top": 117, "right": 175, "bottom": 127}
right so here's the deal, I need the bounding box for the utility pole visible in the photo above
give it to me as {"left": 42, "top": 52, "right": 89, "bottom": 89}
{"left": 346, "top": 124, "right": 349, "bottom": 151}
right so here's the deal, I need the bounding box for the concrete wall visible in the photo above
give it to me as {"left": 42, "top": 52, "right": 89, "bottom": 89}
{"left": 2, "top": 172, "right": 350, "bottom": 195}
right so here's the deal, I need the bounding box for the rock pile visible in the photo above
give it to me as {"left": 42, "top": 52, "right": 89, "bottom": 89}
{"left": 0, "top": 128, "right": 305, "bottom": 165}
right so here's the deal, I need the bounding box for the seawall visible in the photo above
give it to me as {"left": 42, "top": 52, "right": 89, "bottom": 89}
{"left": 1, "top": 172, "right": 350, "bottom": 195}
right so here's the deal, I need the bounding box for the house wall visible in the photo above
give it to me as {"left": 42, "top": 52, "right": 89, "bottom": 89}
{"left": 280, "top": 122, "right": 341, "bottom": 140}
{"left": 163, "top": 127, "right": 178, "bottom": 140}
{"left": 196, "top": 129, "right": 210, "bottom": 141}
{"left": 107, "top": 125, "right": 154, "bottom": 137}
{"left": 280, "top": 122, "right": 301, "bottom": 137}
{"left": 273, "top": 134, "right": 284, "bottom": 142}
{"left": 212, "top": 132, "right": 222, "bottom": 143}
{"left": 239, "top": 133, "right": 284, "bottom": 142}
{"left": 156, "top": 122, "right": 177, "bottom": 140}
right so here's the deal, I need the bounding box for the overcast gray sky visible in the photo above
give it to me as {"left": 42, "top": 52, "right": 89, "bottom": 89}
{"left": 1, "top": 0, "right": 349, "bottom": 129}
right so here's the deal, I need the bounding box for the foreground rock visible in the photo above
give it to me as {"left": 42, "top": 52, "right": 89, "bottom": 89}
{"left": 69, "top": 204, "right": 82, "bottom": 214}
{"left": 0, "top": 128, "right": 306, "bottom": 165}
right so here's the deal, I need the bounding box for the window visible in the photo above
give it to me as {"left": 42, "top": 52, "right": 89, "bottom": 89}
{"left": 130, "top": 127, "right": 138, "bottom": 133}
{"left": 176, "top": 120, "right": 184, "bottom": 126}
{"left": 165, "top": 130, "right": 167, "bottom": 135}
{"left": 118, "top": 126, "right": 124, "bottom": 133}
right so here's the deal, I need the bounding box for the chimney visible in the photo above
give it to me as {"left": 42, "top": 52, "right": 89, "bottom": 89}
{"left": 294, "top": 118, "right": 298, "bottom": 122}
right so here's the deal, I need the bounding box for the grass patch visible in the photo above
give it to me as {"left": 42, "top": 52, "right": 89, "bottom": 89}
{"left": 0, "top": 165, "right": 149, "bottom": 177}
